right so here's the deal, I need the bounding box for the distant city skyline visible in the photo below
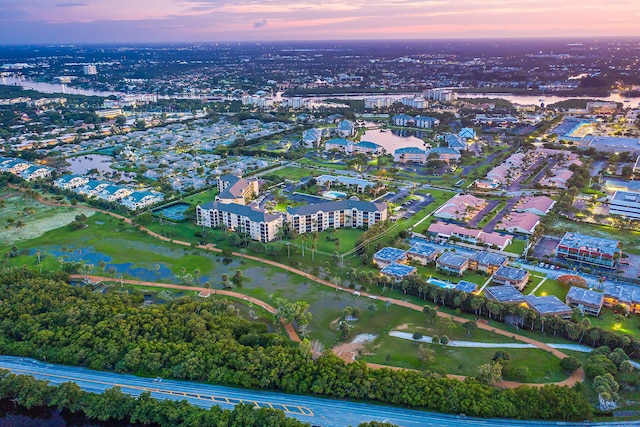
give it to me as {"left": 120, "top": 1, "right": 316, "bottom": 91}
{"left": 0, "top": 0, "right": 639, "bottom": 45}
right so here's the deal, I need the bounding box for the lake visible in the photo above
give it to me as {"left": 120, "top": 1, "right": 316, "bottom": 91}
{"left": 460, "top": 92, "right": 640, "bottom": 106}
{"left": 360, "top": 129, "right": 429, "bottom": 153}
{"left": 0, "top": 76, "right": 119, "bottom": 97}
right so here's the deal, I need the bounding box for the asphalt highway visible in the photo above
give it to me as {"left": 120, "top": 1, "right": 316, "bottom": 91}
{"left": 0, "top": 356, "right": 638, "bottom": 427}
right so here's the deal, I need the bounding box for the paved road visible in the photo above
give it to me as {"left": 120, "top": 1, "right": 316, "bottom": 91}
{"left": 0, "top": 356, "right": 635, "bottom": 427}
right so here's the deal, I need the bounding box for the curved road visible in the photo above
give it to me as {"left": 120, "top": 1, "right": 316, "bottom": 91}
{"left": 0, "top": 356, "right": 630, "bottom": 427}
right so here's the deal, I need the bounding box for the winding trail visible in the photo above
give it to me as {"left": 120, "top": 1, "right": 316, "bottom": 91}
{"left": 27, "top": 188, "right": 584, "bottom": 387}
{"left": 69, "top": 274, "right": 301, "bottom": 343}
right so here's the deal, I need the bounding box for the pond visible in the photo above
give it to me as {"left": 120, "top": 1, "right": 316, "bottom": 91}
{"left": 65, "top": 155, "right": 114, "bottom": 175}
{"left": 360, "top": 129, "right": 429, "bottom": 153}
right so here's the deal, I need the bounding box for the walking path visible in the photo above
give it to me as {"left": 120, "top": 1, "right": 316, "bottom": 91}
{"left": 24, "top": 187, "right": 585, "bottom": 386}
{"left": 68, "top": 274, "right": 301, "bottom": 343}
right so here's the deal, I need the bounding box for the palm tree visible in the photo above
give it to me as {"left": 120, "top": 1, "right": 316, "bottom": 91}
{"left": 193, "top": 268, "right": 201, "bottom": 285}
{"left": 35, "top": 250, "right": 41, "bottom": 264}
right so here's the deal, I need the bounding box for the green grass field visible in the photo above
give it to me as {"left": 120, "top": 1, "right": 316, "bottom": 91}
{"left": 361, "top": 335, "right": 568, "bottom": 383}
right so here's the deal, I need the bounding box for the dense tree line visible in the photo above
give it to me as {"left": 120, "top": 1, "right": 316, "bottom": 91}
{"left": 0, "top": 269, "right": 592, "bottom": 420}
{"left": 0, "top": 370, "right": 307, "bottom": 427}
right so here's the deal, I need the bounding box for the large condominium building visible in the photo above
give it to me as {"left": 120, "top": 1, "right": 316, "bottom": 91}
{"left": 393, "top": 147, "right": 428, "bottom": 164}
{"left": 196, "top": 201, "right": 282, "bottom": 243}
{"left": 609, "top": 190, "right": 640, "bottom": 220}
{"left": 217, "top": 174, "right": 259, "bottom": 205}
{"left": 556, "top": 232, "right": 621, "bottom": 269}
{"left": 286, "top": 200, "right": 387, "bottom": 234}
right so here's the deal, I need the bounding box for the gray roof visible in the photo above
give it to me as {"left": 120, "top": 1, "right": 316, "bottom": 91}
{"left": 494, "top": 266, "right": 529, "bottom": 281}
{"left": 200, "top": 201, "right": 280, "bottom": 223}
{"left": 470, "top": 251, "right": 508, "bottom": 266}
{"left": 558, "top": 232, "right": 620, "bottom": 257}
{"left": 437, "top": 252, "right": 469, "bottom": 268}
{"left": 524, "top": 295, "right": 572, "bottom": 316}
{"left": 408, "top": 244, "right": 438, "bottom": 258}
{"left": 287, "top": 199, "right": 386, "bottom": 216}
{"left": 374, "top": 247, "right": 407, "bottom": 262}
{"left": 484, "top": 286, "right": 524, "bottom": 303}
{"left": 603, "top": 283, "right": 640, "bottom": 305}
{"left": 381, "top": 263, "right": 416, "bottom": 278}
{"left": 566, "top": 287, "right": 605, "bottom": 308}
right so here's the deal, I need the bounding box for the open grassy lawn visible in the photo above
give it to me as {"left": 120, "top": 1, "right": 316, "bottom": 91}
{"left": 298, "top": 156, "right": 351, "bottom": 171}
{"left": 267, "top": 166, "right": 316, "bottom": 180}
{"left": 553, "top": 218, "right": 640, "bottom": 255}
{"left": 580, "top": 308, "right": 640, "bottom": 339}
{"left": 0, "top": 189, "right": 95, "bottom": 246}
{"left": 416, "top": 264, "right": 489, "bottom": 286}
{"left": 504, "top": 238, "right": 527, "bottom": 256}
{"left": 478, "top": 202, "right": 507, "bottom": 228}
{"left": 531, "top": 278, "right": 569, "bottom": 300}
{"left": 288, "top": 227, "right": 363, "bottom": 256}
{"left": 361, "top": 335, "right": 568, "bottom": 383}
{"left": 182, "top": 188, "right": 219, "bottom": 206}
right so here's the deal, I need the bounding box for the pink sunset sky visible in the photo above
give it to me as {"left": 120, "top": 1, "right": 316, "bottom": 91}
{"left": 0, "top": 0, "right": 639, "bottom": 44}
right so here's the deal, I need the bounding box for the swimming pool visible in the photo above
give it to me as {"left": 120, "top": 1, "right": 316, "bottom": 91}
{"left": 323, "top": 190, "right": 347, "bottom": 199}
{"left": 426, "top": 277, "right": 455, "bottom": 289}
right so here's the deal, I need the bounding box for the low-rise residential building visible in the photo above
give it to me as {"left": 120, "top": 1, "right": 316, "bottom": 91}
{"left": 436, "top": 252, "right": 470, "bottom": 276}
{"left": 513, "top": 195, "right": 555, "bottom": 216}
{"left": 492, "top": 266, "right": 530, "bottom": 290}
{"left": 434, "top": 194, "right": 487, "bottom": 221}
{"left": 427, "top": 221, "right": 513, "bottom": 250}
{"left": 484, "top": 285, "right": 525, "bottom": 304}
{"left": 495, "top": 212, "right": 541, "bottom": 235}
{"left": 0, "top": 157, "right": 30, "bottom": 173}
{"left": 444, "top": 134, "right": 467, "bottom": 151}
{"left": 556, "top": 232, "right": 621, "bottom": 269}
{"left": 539, "top": 168, "right": 574, "bottom": 189}
{"left": 414, "top": 115, "right": 440, "bottom": 129}
{"left": 381, "top": 263, "right": 416, "bottom": 282}
{"left": 217, "top": 174, "right": 259, "bottom": 205}
{"left": 286, "top": 199, "right": 387, "bottom": 234}
{"left": 76, "top": 180, "right": 111, "bottom": 197}
{"left": 353, "top": 141, "right": 384, "bottom": 156}
{"left": 407, "top": 243, "right": 439, "bottom": 265}
{"left": 602, "top": 283, "right": 640, "bottom": 314}
{"left": 337, "top": 119, "right": 356, "bottom": 137}
{"left": 120, "top": 190, "right": 165, "bottom": 210}
{"left": 469, "top": 251, "right": 509, "bottom": 274}
{"left": 523, "top": 295, "right": 572, "bottom": 319}
{"left": 20, "top": 164, "right": 53, "bottom": 181}
{"left": 196, "top": 200, "right": 283, "bottom": 243}
{"left": 609, "top": 190, "right": 640, "bottom": 220}
{"left": 96, "top": 184, "right": 133, "bottom": 202}
{"left": 459, "top": 128, "right": 476, "bottom": 139}
{"left": 302, "top": 128, "right": 322, "bottom": 148}
{"left": 392, "top": 114, "right": 414, "bottom": 127}
{"left": 325, "top": 137, "right": 354, "bottom": 153}
{"left": 315, "top": 175, "right": 377, "bottom": 193}
{"left": 566, "top": 287, "right": 605, "bottom": 316}
{"left": 373, "top": 247, "right": 408, "bottom": 268}
{"left": 393, "top": 147, "right": 428, "bottom": 164}
{"left": 54, "top": 174, "right": 89, "bottom": 190}
{"left": 427, "top": 147, "right": 461, "bottom": 163}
